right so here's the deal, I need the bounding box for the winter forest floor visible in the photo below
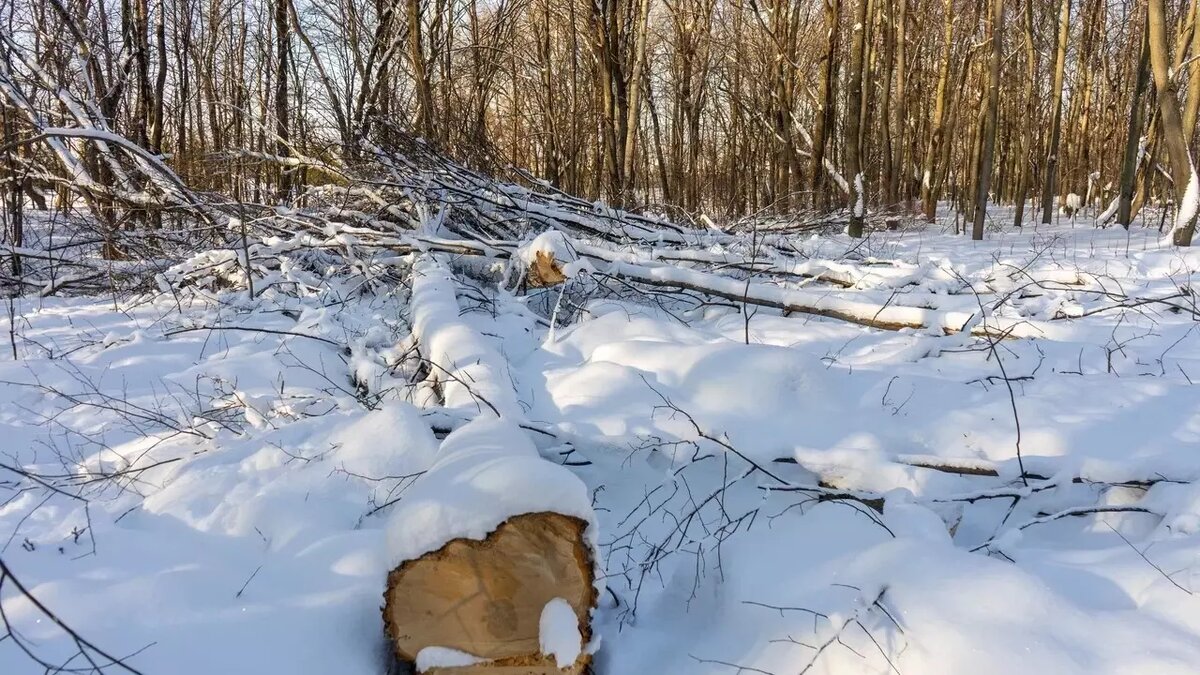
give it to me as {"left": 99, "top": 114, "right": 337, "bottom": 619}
{"left": 3, "top": 206, "right": 1200, "bottom": 674}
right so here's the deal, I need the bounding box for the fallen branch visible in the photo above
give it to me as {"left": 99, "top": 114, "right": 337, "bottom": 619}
{"left": 578, "top": 244, "right": 1051, "bottom": 338}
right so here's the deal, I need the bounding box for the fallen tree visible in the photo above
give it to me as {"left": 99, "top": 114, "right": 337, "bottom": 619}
{"left": 572, "top": 242, "right": 1056, "bottom": 338}
{"left": 384, "top": 262, "right": 599, "bottom": 673}
{"left": 408, "top": 255, "right": 525, "bottom": 418}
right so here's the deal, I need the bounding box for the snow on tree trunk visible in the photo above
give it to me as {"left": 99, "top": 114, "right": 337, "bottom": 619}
{"left": 852, "top": 173, "right": 865, "bottom": 219}
{"left": 1171, "top": 165, "right": 1200, "bottom": 246}
{"left": 390, "top": 259, "right": 598, "bottom": 672}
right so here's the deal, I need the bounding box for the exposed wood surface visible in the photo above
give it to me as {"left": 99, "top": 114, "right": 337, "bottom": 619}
{"left": 383, "top": 512, "right": 594, "bottom": 672}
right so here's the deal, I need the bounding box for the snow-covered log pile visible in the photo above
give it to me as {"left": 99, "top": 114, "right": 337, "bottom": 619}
{"left": 7, "top": 110, "right": 1187, "bottom": 346}
{"left": 210, "top": 139, "right": 1188, "bottom": 340}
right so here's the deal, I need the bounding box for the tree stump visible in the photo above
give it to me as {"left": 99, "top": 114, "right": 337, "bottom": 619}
{"left": 383, "top": 511, "right": 595, "bottom": 674}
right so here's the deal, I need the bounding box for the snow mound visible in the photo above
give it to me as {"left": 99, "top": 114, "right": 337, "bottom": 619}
{"left": 329, "top": 401, "right": 438, "bottom": 480}
{"left": 384, "top": 415, "right": 596, "bottom": 566}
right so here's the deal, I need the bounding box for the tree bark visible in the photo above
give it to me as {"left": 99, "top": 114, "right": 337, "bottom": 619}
{"left": 920, "top": 0, "right": 953, "bottom": 222}
{"left": 1182, "top": 0, "right": 1200, "bottom": 142}
{"left": 811, "top": 0, "right": 840, "bottom": 211}
{"left": 1149, "top": 0, "right": 1198, "bottom": 245}
{"left": 1118, "top": 19, "right": 1151, "bottom": 229}
{"left": 890, "top": 0, "right": 908, "bottom": 209}
{"left": 1039, "top": 0, "right": 1070, "bottom": 224}
{"left": 273, "top": 0, "right": 292, "bottom": 200}
{"left": 1012, "top": 0, "right": 1037, "bottom": 228}
{"left": 845, "top": 0, "right": 869, "bottom": 237}
{"left": 971, "top": 0, "right": 1002, "bottom": 240}
{"left": 407, "top": 0, "right": 438, "bottom": 142}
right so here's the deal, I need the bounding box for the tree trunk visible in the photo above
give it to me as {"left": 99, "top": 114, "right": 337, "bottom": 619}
{"left": 1012, "top": 0, "right": 1037, "bottom": 228}
{"left": 2, "top": 105, "right": 22, "bottom": 277}
{"left": 1118, "top": 19, "right": 1152, "bottom": 229}
{"left": 811, "top": 0, "right": 840, "bottom": 211}
{"left": 1039, "top": 0, "right": 1070, "bottom": 224}
{"left": 890, "top": 0, "right": 908, "bottom": 210}
{"left": 971, "top": 0, "right": 1002, "bottom": 240}
{"left": 619, "top": 0, "right": 652, "bottom": 203}
{"left": 273, "top": 0, "right": 292, "bottom": 201}
{"left": 1182, "top": 0, "right": 1200, "bottom": 142}
{"left": 1149, "top": 0, "right": 1199, "bottom": 245}
{"left": 846, "top": 0, "right": 869, "bottom": 237}
{"left": 384, "top": 511, "right": 594, "bottom": 674}
{"left": 407, "top": 0, "right": 437, "bottom": 142}
{"left": 920, "top": 0, "right": 953, "bottom": 222}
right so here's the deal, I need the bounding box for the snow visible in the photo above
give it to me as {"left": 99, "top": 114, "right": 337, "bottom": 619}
{"left": 826, "top": 158, "right": 851, "bottom": 195}
{"left": 329, "top": 401, "right": 439, "bottom": 479}
{"left": 516, "top": 230, "right": 577, "bottom": 270}
{"left": 1096, "top": 195, "right": 1120, "bottom": 225}
{"left": 576, "top": 241, "right": 1055, "bottom": 338}
{"left": 852, "top": 172, "right": 865, "bottom": 217}
{"left": 384, "top": 415, "right": 597, "bottom": 566}
{"left": 1173, "top": 165, "right": 1200, "bottom": 236}
{"left": 410, "top": 255, "right": 525, "bottom": 419}
{"left": 4, "top": 208, "right": 1200, "bottom": 675}
{"left": 882, "top": 490, "right": 953, "bottom": 544}
{"left": 538, "top": 597, "right": 582, "bottom": 668}
{"left": 415, "top": 646, "right": 487, "bottom": 671}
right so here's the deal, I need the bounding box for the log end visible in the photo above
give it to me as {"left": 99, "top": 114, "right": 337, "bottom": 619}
{"left": 527, "top": 251, "right": 568, "bottom": 288}
{"left": 383, "top": 511, "right": 595, "bottom": 673}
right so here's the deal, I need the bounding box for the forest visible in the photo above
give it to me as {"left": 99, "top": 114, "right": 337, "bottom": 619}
{"left": 2, "top": 0, "right": 1200, "bottom": 674}
{"left": 2, "top": 0, "right": 1199, "bottom": 245}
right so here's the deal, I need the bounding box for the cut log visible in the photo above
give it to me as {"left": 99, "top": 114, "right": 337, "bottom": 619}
{"left": 381, "top": 415, "right": 599, "bottom": 673}
{"left": 410, "top": 256, "right": 525, "bottom": 418}
{"left": 384, "top": 512, "right": 594, "bottom": 674}
{"left": 527, "top": 250, "right": 568, "bottom": 288}
{"left": 515, "top": 231, "right": 576, "bottom": 289}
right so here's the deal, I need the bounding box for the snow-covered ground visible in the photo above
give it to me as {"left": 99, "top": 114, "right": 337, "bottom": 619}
{"left": 3, "top": 215, "right": 1200, "bottom": 674}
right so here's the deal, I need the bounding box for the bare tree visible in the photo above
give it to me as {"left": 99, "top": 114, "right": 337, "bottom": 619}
{"left": 971, "top": 0, "right": 1002, "bottom": 240}
{"left": 1039, "top": 0, "right": 1070, "bottom": 225}
{"left": 1149, "top": 0, "right": 1199, "bottom": 245}
{"left": 845, "top": 0, "right": 868, "bottom": 237}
